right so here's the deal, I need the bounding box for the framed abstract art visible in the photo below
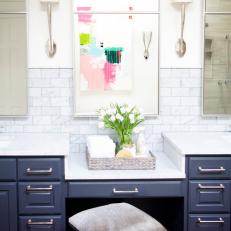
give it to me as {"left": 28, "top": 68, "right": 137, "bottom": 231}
{"left": 73, "top": 0, "right": 160, "bottom": 116}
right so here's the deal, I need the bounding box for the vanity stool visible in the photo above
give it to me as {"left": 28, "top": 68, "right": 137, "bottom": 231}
{"left": 68, "top": 202, "right": 167, "bottom": 231}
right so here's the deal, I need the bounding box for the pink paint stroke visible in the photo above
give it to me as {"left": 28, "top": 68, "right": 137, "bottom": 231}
{"left": 77, "top": 7, "right": 92, "bottom": 11}
{"left": 77, "top": 7, "right": 92, "bottom": 23}
{"left": 80, "top": 55, "right": 105, "bottom": 91}
{"left": 117, "top": 51, "right": 122, "bottom": 63}
{"left": 78, "top": 14, "right": 92, "bottom": 23}
{"left": 103, "top": 62, "right": 117, "bottom": 90}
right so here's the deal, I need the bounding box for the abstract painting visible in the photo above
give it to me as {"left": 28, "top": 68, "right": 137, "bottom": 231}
{"left": 77, "top": 7, "right": 133, "bottom": 92}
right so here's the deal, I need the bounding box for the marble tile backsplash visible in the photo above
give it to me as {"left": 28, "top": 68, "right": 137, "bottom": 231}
{"left": 0, "top": 68, "right": 231, "bottom": 155}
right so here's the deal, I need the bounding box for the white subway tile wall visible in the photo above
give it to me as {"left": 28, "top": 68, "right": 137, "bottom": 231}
{"left": 0, "top": 68, "right": 231, "bottom": 155}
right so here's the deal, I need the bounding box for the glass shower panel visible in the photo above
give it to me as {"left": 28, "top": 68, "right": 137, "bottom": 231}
{"left": 204, "top": 14, "right": 231, "bottom": 114}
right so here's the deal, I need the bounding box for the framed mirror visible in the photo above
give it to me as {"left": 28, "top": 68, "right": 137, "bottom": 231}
{"left": 0, "top": 0, "right": 27, "bottom": 116}
{"left": 203, "top": 0, "right": 231, "bottom": 115}
{"left": 73, "top": 0, "right": 159, "bottom": 117}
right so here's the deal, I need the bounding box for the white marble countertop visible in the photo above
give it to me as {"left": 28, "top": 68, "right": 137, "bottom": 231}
{"left": 163, "top": 132, "right": 231, "bottom": 155}
{"left": 65, "top": 152, "right": 185, "bottom": 180}
{"left": 0, "top": 133, "right": 69, "bottom": 156}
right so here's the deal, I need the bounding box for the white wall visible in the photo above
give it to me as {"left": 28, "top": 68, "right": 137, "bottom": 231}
{"left": 28, "top": 0, "right": 203, "bottom": 69}
{"left": 160, "top": 0, "right": 203, "bottom": 68}
{"left": 1, "top": 1, "right": 227, "bottom": 156}
{"left": 28, "top": 0, "right": 73, "bottom": 68}
{"left": 0, "top": 68, "right": 230, "bottom": 155}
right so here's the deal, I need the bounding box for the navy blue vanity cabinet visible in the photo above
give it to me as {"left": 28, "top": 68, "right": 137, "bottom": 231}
{"left": 0, "top": 183, "right": 17, "bottom": 231}
{"left": 188, "top": 156, "right": 231, "bottom": 231}
{"left": 0, "top": 159, "right": 17, "bottom": 231}
{"left": 18, "top": 158, "right": 65, "bottom": 231}
{"left": 0, "top": 159, "right": 17, "bottom": 181}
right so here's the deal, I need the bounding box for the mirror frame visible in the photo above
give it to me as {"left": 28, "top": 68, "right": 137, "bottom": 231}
{"left": 72, "top": 0, "right": 160, "bottom": 118}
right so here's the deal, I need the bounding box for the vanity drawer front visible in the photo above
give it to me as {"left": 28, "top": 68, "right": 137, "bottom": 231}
{"left": 188, "top": 214, "right": 230, "bottom": 231}
{"left": 189, "top": 180, "right": 230, "bottom": 213}
{"left": 18, "top": 182, "right": 62, "bottom": 214}
{"left": 18, "top": 158, "right": 63, "bottom": 181}
{"left": 189, "top": 157, "right": 231, "bottom": 179}
{"left": 68, "top": 181, "right": 184, "bottom": 198}
{"left": 0, "top": 159, "right": 16, "bottom": 181}
{"left": 19, "top": 215, "right": 62, "bottom": 231}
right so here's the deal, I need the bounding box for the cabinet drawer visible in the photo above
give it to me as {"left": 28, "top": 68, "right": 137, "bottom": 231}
{"left": 189, "top": 157, "right": 231, "bottom": 179}
{"left": 189, "top": 180, "right": 231, "bottom": 213}
{"left": 18, "top": 182, "right": 62, "bottom": 214}
{"left": 19, "top": 215, "right": 62, "bottom": 231}
{"left": 188, "top": 214, "right": 230, "bottom": 231}
{"left": 68, "top": 181, "right": 184, "bottom": 198}
{"left": 18, "top": 158, "right": 63, "bottom": 181}
{"left": 0, "top": 159, "right": 16, "bottom": 181}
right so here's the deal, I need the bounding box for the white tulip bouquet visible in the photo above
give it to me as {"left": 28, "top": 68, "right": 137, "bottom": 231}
{"left": 98, "top": 103, "right": 144, "bottom": 149}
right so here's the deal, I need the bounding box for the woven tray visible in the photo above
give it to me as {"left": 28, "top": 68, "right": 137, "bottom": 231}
{"left": 87, "top": 151, "right": 156, "bottom": 170}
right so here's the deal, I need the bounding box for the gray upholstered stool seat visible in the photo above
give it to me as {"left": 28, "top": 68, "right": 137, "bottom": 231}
{"left": 69, "top": 202, "right": 167, "bottom": 231}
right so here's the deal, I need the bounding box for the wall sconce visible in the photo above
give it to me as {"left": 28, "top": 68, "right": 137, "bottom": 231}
{"left": 40, "top": 0, "right": 59, "bottom": 58}
{"left": 171, "top": 0, "right": 192, "bottom": 57}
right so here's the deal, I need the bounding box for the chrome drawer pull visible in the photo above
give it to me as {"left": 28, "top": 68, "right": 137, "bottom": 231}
{"left": 26, "top": 167, "right": 53, "bottom": 175}
{"left": 26, "top": 185, "right": 53, "bottom": 192}
{"left": 198, "top": 166, "right": 226, "bottom": 173}
{"left": 197, "top": 218, "right": 224, "bottom": 224}
{"left": 27, "top": 219, "right": 54, "bottom": 226}
{"left": 113, "top": 188, "right": 139, "bottom": 194}
{"left": 198, "top": 184, "right": 225, "bottom": 190}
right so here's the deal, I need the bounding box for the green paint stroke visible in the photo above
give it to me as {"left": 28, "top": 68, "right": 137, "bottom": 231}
{"left": 105, "top": 47, "right": 124, "bottom": 64}
{"left": 80, "top": 33, "right": 91, "bottom": 45}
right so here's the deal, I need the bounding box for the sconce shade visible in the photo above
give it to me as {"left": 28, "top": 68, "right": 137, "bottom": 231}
{"left": 172, "top": 0, "right": 192, "bottom": 3}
